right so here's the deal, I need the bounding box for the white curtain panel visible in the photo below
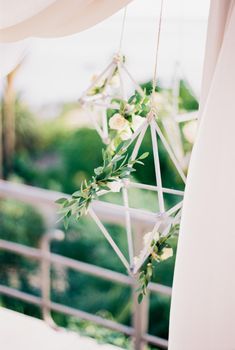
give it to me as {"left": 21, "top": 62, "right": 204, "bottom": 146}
{"left": 0, "top": 0, "right": 132, "bottom": 42}
{"left": 169, "top": 1, "right": 235, "bottom": 349}
{"left": 0, "top": 0, "right": 132, "bottom": 77}
{"left": 199, "top": 0, "right": 234, "bottom": 116}
{"left": 0, "top": 0, "right": 56, "bottom": 29}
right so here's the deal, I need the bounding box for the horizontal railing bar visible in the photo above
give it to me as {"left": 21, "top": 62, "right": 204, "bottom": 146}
{"left": 0, "top": 239, "right": 172, "bottom": 296}
{"left": 143, "top": 333, "right": 168, "bottom": 349}
{"left": 0, "top": 180, "right": 160, "bottom": 227}
{"left": 0, "top": 285, "right": 168, "bottom": 348}
{"left": 0, "top": 285, "right": 42, "bottom": 306}
{"left": 49, "top": 301, "right": 134, "bottom": 336}
{"left": 0, "top": 284, "right": 133, "bottom": 335}
{"left": 0, "top": 239, "right": 42, "bottom": 259}
{"left": 50, "top": 248, "right": 132, "bottom": 285}
{"left": 148, "top": 282, "right": 172, "bottom": 296}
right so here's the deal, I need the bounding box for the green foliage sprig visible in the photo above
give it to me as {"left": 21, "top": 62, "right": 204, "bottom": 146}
{"left": 109, "top": 91, "right": 151, "bottom": 121}
{"left": 56, "top": 142, "right": 149, "bottom": 229}
{"left": 137, "top": 223, "right": 179, "bottom": 304}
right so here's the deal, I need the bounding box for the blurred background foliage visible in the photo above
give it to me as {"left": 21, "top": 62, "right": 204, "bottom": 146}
{"left": 0, "top": 80, "right": 197, "bottom": 348}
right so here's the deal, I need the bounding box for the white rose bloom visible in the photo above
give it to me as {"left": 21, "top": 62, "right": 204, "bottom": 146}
{"left": 143, "top": 231, "right": 160, "bottom": 248}
{"left": 108, "top": 180, "right": 123, "bottom": 192}
{"left": 109, "top": 113, "right": 129, "bottom": 131}
{"left": 119, "top": 126, "right": 132, "bottom": 140}
{"left": 133, "top": 231, "right": 160, "bottom": 271}
{"left": 132, "top": 115, "right": 145, "bottom": 131}
{"left": 160, "top": 247, "right": 173, "bottom": 261}
{"left": 151, "top": 92, "right": 164, "bottom": 107}
{"left": 183, "top": 120, "right": 198, "bottom": 144}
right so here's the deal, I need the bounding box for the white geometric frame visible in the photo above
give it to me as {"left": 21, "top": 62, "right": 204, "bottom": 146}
{"left": 75, "top": 1, "right": 187, "bottom": 276}
{"left": 79, "top": 81, "right": 186, "bottom": 274}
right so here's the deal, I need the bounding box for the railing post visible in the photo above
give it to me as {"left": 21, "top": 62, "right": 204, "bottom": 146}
{"left": 40, "top": 229, "right": 64, "bottom": 327}
{"left": 132, "top": 225, "right": 150, "bottom": 350}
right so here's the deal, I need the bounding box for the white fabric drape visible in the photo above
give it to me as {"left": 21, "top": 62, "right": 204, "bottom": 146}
{"left": 0, "top": 0, "right": 132, "bottom": 77}
{"left": 0, "top": 0, "right": 56, "bottom": 29}
{"left": 199, "top": 0, "right": 233, "bottom": 115}
{"left": 0, "top": 0, "right": 132, "bottom": 42}
{"left": 169, "top": 1, "right": 235, "bottom": 349}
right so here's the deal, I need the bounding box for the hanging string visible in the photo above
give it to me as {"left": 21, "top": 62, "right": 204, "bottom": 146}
{"left": 151, "top": 0, "right": 164, "bottom": 96}
{"left": 118, "top": 6, "right": 127, "bottom": 55}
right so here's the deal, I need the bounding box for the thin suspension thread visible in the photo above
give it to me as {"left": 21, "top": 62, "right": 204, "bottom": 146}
{"left": 118, "top": 6, "right": 128, "bottom": 54}
{"left": 151, "top": 0, "right": 164, "bottom": 96}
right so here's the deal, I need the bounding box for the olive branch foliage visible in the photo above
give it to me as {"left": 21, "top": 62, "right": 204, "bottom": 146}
{"left": 137, "top": 223, "right": 179, "bottom": 304}
{"left": 56, "top": 141, "right": 149, "bottom": 229}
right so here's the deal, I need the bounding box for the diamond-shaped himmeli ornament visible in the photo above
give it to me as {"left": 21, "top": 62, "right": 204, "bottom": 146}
{"left": 77, "top": 54, "right": 186, "bottom": 276}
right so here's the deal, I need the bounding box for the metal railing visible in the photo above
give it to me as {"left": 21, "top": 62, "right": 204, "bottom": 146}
{"left": 0, "top": 180, "right": 171, "bottom": 349}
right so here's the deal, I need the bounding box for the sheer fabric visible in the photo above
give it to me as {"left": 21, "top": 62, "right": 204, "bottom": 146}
{"left": 0, "top": 0, "right": 132, "bottom": 77}
{"left": 169, "top": 1, "right": 235, "bottom": 348}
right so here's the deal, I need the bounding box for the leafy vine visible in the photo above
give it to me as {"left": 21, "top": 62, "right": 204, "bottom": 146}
{"left": 56, "top": 141, "right": 149, "bottom": 229}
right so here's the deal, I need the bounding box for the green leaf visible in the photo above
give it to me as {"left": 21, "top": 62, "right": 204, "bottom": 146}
{"left": 68, "top": 199, "right": 77, "bottom": 206}
{"left": 135, "top": 160, "right": 144, "bottom": 166}
{"left": 138, "top": 293, "right": 144, "bottom": 304}
{"left": 94, "top": 166, "right": 103, "bottom": 175}
{"left": 115, "top": 141, "right": 126, "bottom": 154}
{"left": 99, "top": 184, "right": 110, "bottom": 191}
{"left": 147, "top": 263, "right": 153, "bottom": 278}
{"left": 139, "top": 152, "right": 149, "bottom": 160}
{"left": 55, "top": 197, "right": 68, "bottom": 204}
{"left": 63, "top": 216, "right": 69, "bottom": 230}
{"left": 72, "top": 191, "right": 81, "bottom": 198}
{"left": 128, "top": 95, "right": 135, "bottom": 104}
{"left": 112, "top": 155, "right": 125, "bottom": 164}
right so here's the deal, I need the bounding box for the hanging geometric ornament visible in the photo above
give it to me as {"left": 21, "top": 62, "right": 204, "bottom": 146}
{"left": 57, "top": 96, "right": 185, "bottom": 274}
{"left": 57, "top": 0, "right": 185, "bottom": 299}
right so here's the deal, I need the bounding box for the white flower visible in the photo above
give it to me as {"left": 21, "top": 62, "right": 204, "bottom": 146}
{"left": 119, "top": 126, "right": 132, "bottom": 140}
{"left": 160, "top": 247, "right": 173, "bottom": 261}
{"left": 183, "top": 120, "right": 198, "bottom": 144}
{"left": 108, "top": 180, "right": 123, "bottom": 192}
{"left": 133, "top": 230, "right": 160, "bottom": 271}
{"left": 151, "top": 92, "right": 164, "bottom": 107}
{"left": 109, "top": 113, "right": 129, "bottom": 131}
{"left": 143, "top": 231, "right": 159, "bottom": 247}
{"left": 132, "top": 115, "right": 145, "bottom": 131}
